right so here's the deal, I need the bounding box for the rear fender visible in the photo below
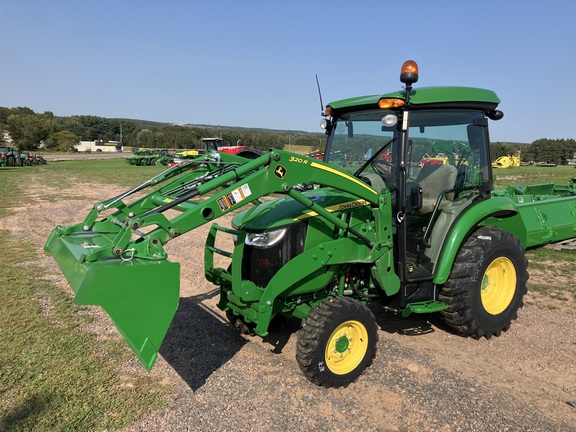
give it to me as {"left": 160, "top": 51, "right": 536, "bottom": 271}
{"left": 433, "top": 197, "right": 522, "bottom": 285}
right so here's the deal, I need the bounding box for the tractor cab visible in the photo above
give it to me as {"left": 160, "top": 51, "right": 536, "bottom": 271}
{"left": 322, "top": 61, "right": 501, "bottom": 284}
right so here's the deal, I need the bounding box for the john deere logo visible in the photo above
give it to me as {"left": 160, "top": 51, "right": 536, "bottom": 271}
{"left": 274, "top": 164, "right": 287, "bottom": 179}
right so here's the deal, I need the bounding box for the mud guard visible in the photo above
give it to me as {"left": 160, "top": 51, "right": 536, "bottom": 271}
{"left": 433, "top": 197, "right": 519, "bottom": 285}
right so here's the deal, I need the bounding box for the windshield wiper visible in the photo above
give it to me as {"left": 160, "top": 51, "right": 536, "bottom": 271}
{"left": 353, "top": 137, "right": 396, "bottom": 177}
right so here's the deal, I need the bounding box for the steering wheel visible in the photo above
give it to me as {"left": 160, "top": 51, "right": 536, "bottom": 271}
{"left": 370, "top": 160, "right": 396, "bottom": 191}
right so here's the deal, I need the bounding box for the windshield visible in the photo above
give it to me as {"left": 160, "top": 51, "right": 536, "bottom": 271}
{"left": 324, "top": 109, "right": 491, "bottom": 193}
{"left": 325, "top": 109, "right": 397, "bottom": 175}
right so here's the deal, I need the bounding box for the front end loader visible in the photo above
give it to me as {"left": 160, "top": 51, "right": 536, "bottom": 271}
{"left": 46, "top": 61, "right": 576, "bottom": 388}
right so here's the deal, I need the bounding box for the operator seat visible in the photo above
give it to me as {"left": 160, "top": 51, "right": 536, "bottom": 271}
{"left": 416, "top": 164, "right": 457, "bottom": 213}
{"left": 360, "top": 173, "right": 387, "bottom": 192}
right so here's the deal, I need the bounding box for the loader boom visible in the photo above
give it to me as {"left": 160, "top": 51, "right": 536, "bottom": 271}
{"left": 45, "top": 150, "right": 390, "bottom": 370}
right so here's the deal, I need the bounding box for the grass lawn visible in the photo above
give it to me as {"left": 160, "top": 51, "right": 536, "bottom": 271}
{"left": 0, "top": 161, "right": 169, "bottom": 431}
{"left": 492, "top": 164, "right": 576, "bottom": 189}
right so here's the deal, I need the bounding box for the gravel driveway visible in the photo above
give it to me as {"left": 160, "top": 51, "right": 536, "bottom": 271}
{"left": 4, "top": 174, "right": 574, "bottom": 432}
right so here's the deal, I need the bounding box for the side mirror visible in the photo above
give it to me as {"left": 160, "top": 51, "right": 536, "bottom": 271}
{"left": 346, "top": 121, "right": 353, "bottom": 138}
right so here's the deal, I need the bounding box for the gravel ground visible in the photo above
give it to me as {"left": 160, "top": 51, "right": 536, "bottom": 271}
{"left": 3, "top": 177, "right": 575, "bottom": 432}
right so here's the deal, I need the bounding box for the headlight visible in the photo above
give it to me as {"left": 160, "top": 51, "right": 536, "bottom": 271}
{"left": 245, "top": 227, "right": 288, "bottom": 248}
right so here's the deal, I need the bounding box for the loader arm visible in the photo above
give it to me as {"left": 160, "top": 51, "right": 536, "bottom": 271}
{"left": 45, "top": 149, "right": 383, "bottom": 371}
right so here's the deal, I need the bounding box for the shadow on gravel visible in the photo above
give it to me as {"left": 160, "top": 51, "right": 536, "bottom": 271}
{"left": 370, "top": 306, "right": 441, "bottom": 336}
{"left": 159, "top": 289, "right": 248, "bottom": 391}
{"left": 161, "top": 291, "right": 456, "bottom": 390}
{"left": 262, "top": 314, "right": 301, "bottom": 354}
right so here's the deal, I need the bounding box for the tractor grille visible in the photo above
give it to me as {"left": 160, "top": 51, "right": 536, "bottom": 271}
{"left": 241, "top": 222, "right": 307, "bottom": 288}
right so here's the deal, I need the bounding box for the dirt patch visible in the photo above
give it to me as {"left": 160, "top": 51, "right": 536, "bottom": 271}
{"left": 495, "top": 175, "right": 523, "bottom": 183}
{"left": 3, "top": 181, "right": 576, "bottom": 431}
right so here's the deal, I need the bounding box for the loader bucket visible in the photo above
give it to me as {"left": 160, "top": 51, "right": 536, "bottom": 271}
{"left": 45, "top": 229, "right": 180, "bottom": 371}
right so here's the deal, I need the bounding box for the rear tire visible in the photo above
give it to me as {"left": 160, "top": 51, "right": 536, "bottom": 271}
{"left": 439, "top": 226, "right": 528, "bottom": 339}
{"left": 296, "top": 296, "right": 378, "bottom": 388}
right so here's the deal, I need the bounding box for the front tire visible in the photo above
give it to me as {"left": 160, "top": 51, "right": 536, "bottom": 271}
{"left": 296, "top": 296, "right": 378, "bottom": 388}
{"left": 439, "top": 226, "right": 528, "bottom": 339}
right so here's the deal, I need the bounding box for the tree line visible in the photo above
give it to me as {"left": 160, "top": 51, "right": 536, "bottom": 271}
{"left": 0, "top": 106, "right": 324, "bottom": 152}
{"left": 1, "top": 107, "right": 575, "bottom": 163}
{"left": 491, "top": 139, "right": 576, "bottom": 165}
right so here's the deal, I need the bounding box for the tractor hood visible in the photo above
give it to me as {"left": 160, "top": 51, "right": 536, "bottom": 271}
{"left": 232, "top": 187, "right": 371, "bottom": 230}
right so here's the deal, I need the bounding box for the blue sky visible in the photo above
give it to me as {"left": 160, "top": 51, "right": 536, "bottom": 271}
{"left": 1, "top": 1, "right": 574, "bottom": 143}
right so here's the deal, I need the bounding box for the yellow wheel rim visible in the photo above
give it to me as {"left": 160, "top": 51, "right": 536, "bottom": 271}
{"left": 481, "top": 257, "right": 516, "bottom": 315}
{"left": 325, "top": 320, "right": 369, "bottom": 375}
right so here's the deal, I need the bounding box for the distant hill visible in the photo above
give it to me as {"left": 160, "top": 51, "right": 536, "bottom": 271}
{"left": 184, "top": 123, "right": 317, "bottom": 135}
{"left": 112, "top": 118, "right": 317, "bottom": 136}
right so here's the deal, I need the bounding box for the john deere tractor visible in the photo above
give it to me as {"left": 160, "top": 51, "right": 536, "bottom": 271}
{"left": 46, "top": 61, "right": 576, "bottom": 388}
{"left": 0, "top": 146, "right": 22, "bottom": 167}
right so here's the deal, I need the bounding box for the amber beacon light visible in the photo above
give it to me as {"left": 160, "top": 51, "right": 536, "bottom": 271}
{"left": 400, "top": 60, "right": 419, "bottom": 86}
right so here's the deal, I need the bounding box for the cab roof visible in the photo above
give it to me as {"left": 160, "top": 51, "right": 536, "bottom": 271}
{"left": 327, "top": 86, "right": 500, "bottom": 114}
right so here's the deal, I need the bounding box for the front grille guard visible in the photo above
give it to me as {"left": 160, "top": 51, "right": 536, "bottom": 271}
{"left": 205, "top": 223, "right": 244, "bottom": 285}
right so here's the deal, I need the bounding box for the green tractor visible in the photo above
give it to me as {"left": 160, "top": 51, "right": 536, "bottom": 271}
{"left": 125, "top": 149, "right": 155, "bottom": 165}
{"left": 32, "top": 153, "right": 47, "bottom": 165}
{"left": 45, "top": 61, "right": 576, "bottom": 388}
{"left": 0, "top": 146, "right": 22, "bottom": 167}
{"left": 19, "top": 151, "right": 32, "bottom": 166}
{"left": 126, "top": 149, "right": 174, "bottom": 166}
{"left": 155, "top": 150, "right": 173, "bottom": 166}
{"left": 0, "top": 146, "right": 10, "bottom": 166}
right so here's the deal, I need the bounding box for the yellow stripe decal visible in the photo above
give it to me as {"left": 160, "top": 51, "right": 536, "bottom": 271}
{"left": 310, "top": 162, "right": 377, "bottom": 195}
{"left": 293, "top": 199, "right": 371, "bottom": 221}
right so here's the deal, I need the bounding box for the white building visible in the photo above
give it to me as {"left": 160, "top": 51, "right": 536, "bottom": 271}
{"left": 75, "top": 140, "right": 124, "bottom": 152}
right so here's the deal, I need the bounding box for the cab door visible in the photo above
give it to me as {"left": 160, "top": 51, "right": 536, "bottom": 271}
{"left": 400, "top": 110, "right": 492, "bottom": 281}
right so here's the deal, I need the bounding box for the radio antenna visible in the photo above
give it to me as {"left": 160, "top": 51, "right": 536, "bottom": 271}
{"left": 315, "top": 74, "right": 325, "bottom": 115}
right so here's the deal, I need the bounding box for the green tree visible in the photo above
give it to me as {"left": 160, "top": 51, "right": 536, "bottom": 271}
{"left": 490, "top": 142, "right": 515, "bottom": 161}
{"left": 0, "top": 107, "right": 35, "bottom": 126}
{"left": 45, "top": 130, "right": 79, "bottom": 151}
{"left": 0, "top": 105, "right": 326, "bottom": 153}
{"left": 522, "top": 138, "right": 576, "bottom": 165}
{"left": 7, "top": 113, "right": 51, "bottom": 150}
